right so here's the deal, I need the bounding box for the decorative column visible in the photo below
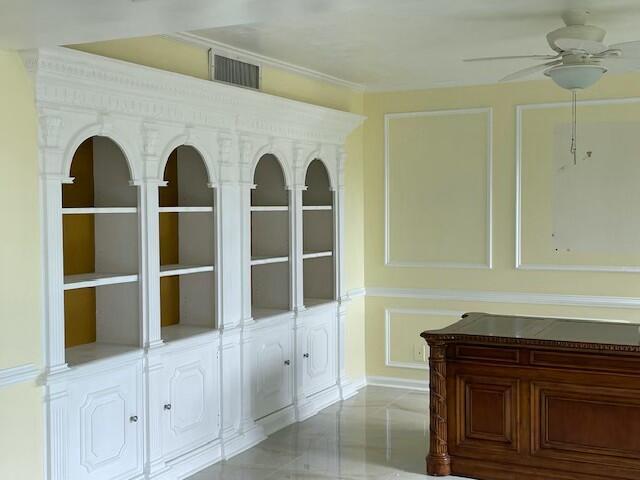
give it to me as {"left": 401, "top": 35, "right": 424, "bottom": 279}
{"left": 291, "top": 144, "right": 309, "bottom": 418}
{"left": 45, "top": 387, "right": 69, "bottom": 480}
{"left": 334, "top": 147, "right": 350, "bottom": 397}
{"left": 139, "top": 123, "right": 170, "bottom": 477}
{"left": 39, "top": 114, "right": 69, "bottom": 373}
{"left": 426, "top": 339, "right": 451, "bottom": 476}
{"left": 140, "top": 123, "right": 162, "bottom": 349}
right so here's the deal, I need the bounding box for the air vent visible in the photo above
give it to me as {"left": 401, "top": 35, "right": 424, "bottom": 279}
{"left": 210, "top": 52, "right": 260, "bottom": 90}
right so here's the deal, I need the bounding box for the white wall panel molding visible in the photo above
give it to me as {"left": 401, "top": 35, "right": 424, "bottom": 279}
{"left": 384, "top": 308, "right": 463, "bottom": 371}
{"left": 0, "top": 363, "right": 40, "bottom": 389}
{"left": 515, "top": 97, "right": 640, "bottom": 273}
{"left": 384, "top": 107, "right": 493, "bottom": 269}
{"left": 367, "top": 287, "right": 640, "bottom": 309}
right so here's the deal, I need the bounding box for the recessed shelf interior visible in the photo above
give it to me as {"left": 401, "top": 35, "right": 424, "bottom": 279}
{"left": 303, "top": 159, "right": 335, "bottom": 304}
{"left": 62, "top": 136, "right": 140, "bottom": 358}
{"left": 251, "top": 154, "right": 291, "bottom": 315}
{"left": 159, "top": 145, "right": 216, "bottom": 338}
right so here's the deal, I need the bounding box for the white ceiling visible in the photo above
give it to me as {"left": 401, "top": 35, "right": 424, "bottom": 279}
{"left": 193, "top": 0, "right": 640, "bottom": 90}
{"left": 3, "top": 0, "right": 640, "bottom": 90}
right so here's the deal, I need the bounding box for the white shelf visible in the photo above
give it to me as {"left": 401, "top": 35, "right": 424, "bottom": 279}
{"left": 161, "top": 324, "right": 215, "bottom": 343}
{"left": 159, "top": 206, "right": 213, "bottom": 213}
{"left": 304, "top": 298, "right": 337, "bottom": 308}
{"left": 64, "top": 272, "right": 138, "bottom": 290}
{"left": 251, "top": 255, "right": 289, "bottom": 266}
{"left": 303, "top": 205, "right": 332, "bottom": 211}
{"left": 251, "top": 206, "right": 289, "bottom": 212}
{"left": 252, "top": 307, "right": 292, "bottom": 321}
{"left": 63, "top": 207, "right": 137, "bottom": 214}
{"left": 65, "top": 342, "right": 141, "bottom": 367}
{"left": 303, "top": 251, "right": 333, "bottom": 260}
{"left": 160, "top": 264, "right": 214, "bottom": 277}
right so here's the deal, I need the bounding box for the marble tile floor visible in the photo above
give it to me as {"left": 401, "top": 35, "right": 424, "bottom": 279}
{"left": 189, "top": 386, "right": 468, "bottom": 480}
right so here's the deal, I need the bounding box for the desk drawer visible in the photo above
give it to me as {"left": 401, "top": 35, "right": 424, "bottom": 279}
{"left": 454, "top": 344, "right": 520, "bottom": 364}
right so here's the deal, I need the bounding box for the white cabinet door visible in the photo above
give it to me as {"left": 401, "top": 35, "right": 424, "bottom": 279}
{"left": 303, "top": 311, "right": 337, "bottom": 397}
{"left": 253, "top": 324, "right": 293, "bottom": 419}
{"left": 67, "top": 361, "right": 143, "bottom": 480}
{"left": 162, "top": 343, "right": 220, "bottom": 460}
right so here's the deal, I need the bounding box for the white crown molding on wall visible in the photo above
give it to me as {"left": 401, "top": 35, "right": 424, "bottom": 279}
{"left": 516, "top": 97, "right": 640, "bottom": 273}
{"left": 384, "top": 308, "right": 463, "bottom": 371}
{"left": 0, "top": 363, "right": 40, "bottom": 390}
{"left": 384, "top": 107, "right": 493, "bottom": 269}
{"left": 165, "top": 32, "right": 366, "bottom": 92}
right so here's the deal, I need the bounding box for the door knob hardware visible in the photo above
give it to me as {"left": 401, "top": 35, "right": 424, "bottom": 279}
{"left": 303, "top": 353, "right": 310, "bottom": 358}
{"left": 284, "top": 360, "right": 291, "bottom": 366}
{"left": 164, "top": 404, "right": 172, "bottom": 411}
{"left": 129, "top": 415, "right": 138, "bottom": 423}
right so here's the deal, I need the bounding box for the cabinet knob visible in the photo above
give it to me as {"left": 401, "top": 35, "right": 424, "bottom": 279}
{"left": 303, "top": 353, "right": 309, "bottom": 358}
{"left": 164, "top": 404, "right": 172, "bottom": 411}
{"left": 284, "top": 360, "right": 291, "bottom": 366}
{"left": 129, "top": 415, "right": 138, "bottom": 423}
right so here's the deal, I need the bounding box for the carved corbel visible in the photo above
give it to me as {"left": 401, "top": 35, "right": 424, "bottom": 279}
{"left": 39, "top": 114, "right": 63, "bottom": 149}
{"left": 425, "top": 338, "right": 451, "bottom": 476}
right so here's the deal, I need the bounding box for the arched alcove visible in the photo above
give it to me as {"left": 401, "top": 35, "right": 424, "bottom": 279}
{"left": 250, "top": 153, "right": 291, "bottom": 318}
{"left": 62, "top": 136, "right": 140, "bottom": 361}
{"left": 158, "top": 145, "right": 216, "bottom": 339}
{"left": 303, "top": 159, "right": 335, "bottom": 305}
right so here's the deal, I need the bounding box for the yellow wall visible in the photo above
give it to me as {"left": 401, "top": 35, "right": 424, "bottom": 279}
{"left": 0, "top": 50, "right": 43, "bottom": 479}
{"left": 364, "top": 74, "right": 640, "bottom": 381}
{"left": 70, "top": 37, "right": 368, "bottom": 381}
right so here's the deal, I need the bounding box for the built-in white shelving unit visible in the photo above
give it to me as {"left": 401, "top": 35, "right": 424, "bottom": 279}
{"left": 302, "top": 159, "right": 336, "bottom": 306}
{"left": 31, "top": 46, "right": 363, "bottom": 480}
{"left": 250, "top": 154, "right": 291, "bottom": 317}
{"left": 159, "top": 145, "right": 216, "bottom": 341}
{"left": 62, "top": 135, "right": 141, "bottom": 366}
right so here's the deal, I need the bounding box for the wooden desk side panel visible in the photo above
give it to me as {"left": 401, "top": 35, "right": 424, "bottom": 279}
{"left": 425, "top": 339, "right": 640, "bottom": 480}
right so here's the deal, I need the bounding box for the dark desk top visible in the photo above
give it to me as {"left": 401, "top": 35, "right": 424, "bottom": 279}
{"left": 422, "top": 312, "right": 640, "bottom": 351}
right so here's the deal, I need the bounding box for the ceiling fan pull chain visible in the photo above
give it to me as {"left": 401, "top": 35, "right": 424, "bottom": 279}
{"left": 571, "top": 90, "right": 577, "bottom": 165}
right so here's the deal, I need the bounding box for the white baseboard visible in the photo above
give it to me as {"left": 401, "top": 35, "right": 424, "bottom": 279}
{"left": 257, "top": 405, "right": 297, "bottom": 436}
{"left": 341, "top": 376, "right": 366, "bottom": 400}
{"left": 221, "top": 425, "right": 267, "bottom": 460}
{"left": 166, "top": 439, "right": 223, "bottom": 480}
{"left": 366, "top": 375, "right": 429, "bottom": 392}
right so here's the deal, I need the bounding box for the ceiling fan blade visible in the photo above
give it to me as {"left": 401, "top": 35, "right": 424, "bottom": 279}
{"left": 464, "top": 54, "right": 559, "bottom": 62}
{"left": 599, "top": 56, "right": 640, "bottom": 74}
{"left": 609, "top": 41, "right": 640, "bottom": 59}
{"left": 555, "top": 38, "right": 608, "bottom": 54}
{"left": 500, "top": 59, "right": 562, "bottom": 82}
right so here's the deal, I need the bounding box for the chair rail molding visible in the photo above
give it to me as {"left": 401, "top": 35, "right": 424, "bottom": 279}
{"left": 515, "top": 97, "right": 640, "bottom": 273}
{"left": 384, "top": 107, "right": 493, "bottom": 269}
{"left": 0, "top": 363, "right": 40, "bottom": 389}
{"left": 366, "top": 287, "right": 640, "bottom": 310}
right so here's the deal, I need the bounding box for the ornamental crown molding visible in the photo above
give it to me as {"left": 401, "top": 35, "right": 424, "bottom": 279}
{"left": 21, "top": 47, "right": 365, "bottom": 146}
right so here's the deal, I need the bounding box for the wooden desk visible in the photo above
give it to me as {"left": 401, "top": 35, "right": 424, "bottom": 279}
{"left": 421, "top": 312, "right": 640, "bottom": 480}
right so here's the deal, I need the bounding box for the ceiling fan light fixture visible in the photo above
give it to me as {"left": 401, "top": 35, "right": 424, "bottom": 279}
{"left": 544, "top": 64, "right": 607, "bottom": 90}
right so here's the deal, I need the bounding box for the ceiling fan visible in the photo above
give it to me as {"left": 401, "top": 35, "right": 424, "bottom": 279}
{"left": 464, "top": 9, "right": 640, "bottom": 88}
{"left": 465, "top": 9, "right": 640, "bottom": 163}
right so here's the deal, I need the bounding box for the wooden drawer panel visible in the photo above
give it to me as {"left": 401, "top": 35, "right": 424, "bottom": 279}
{"left": 531, "top": 350, "right": 640, "bottom": 374}
{"left": 454, "top": 345, "right": 520, "bottom": 364}
{"left": 454, "top": 374, "right": 520, "bottom": 454}
{"left": 532, "top": 381, "right": 640, "bottom": 467}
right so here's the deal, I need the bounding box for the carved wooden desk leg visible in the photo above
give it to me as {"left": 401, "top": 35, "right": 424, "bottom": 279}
{"left": 426, "top": 340, "right": 451, "bottom": 476}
